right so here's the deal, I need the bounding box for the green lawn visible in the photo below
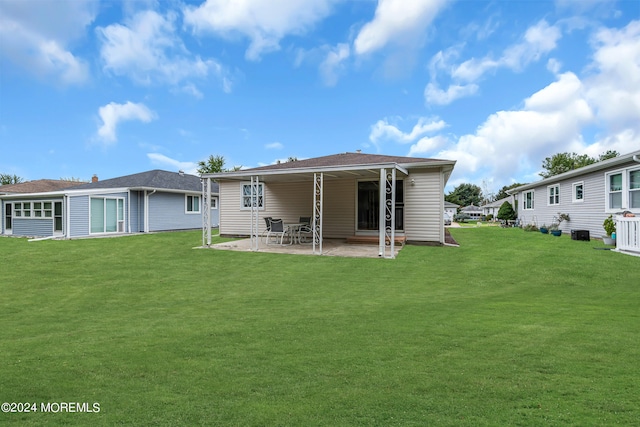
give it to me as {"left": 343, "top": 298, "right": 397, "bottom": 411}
{"left": 1, "top": 228, "right": 638, "bottom": 426}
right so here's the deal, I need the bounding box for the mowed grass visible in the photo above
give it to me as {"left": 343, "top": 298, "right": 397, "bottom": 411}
{"left": 1, "top": 228, "right": 638, "bottom": 426}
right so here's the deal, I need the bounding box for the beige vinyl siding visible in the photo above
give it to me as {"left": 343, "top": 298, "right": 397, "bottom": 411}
{"left": 323, "top": 179, "right": 355, "bottom": 238}
{"left": 219, "top": 178, "right": 359, "bottom": 238}
{"left": 404, "top": 169, "right": 443, "bottom": 243}
{"left": 219, "top": 181, "right": 312, "bottom": 236}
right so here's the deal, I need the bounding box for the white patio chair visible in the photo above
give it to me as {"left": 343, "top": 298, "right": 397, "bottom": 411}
{"left": 266, "top": 219, "right": 290, "bottom": 245}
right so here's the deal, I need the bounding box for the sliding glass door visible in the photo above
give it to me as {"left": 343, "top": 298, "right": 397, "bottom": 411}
{"left": 357, "top": 180, "right": 403, "bottom": 231}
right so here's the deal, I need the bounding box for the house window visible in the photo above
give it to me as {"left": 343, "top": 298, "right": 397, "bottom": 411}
{"left": 186, "top": 195, "right": 201, "bottom": 213}
{"left": 607, "top": 172, "right": 623, "bottom": 209}
{"left": 572, "top": 182, "right": 584, "bottom": 203}
{"left": 523, "top": 190, "right": 534, "bottom": 210}
{"left": 241, "top": 183, "right": 264, "bottom": 210}
{"left": 630, "top": 170, "right": 640, "bottom": 209}
{"left": 212, "top": 197, "right": 218, "bottom": 209}
{"left": 548, "top": 184, "right": 560, "bottom": 205}
{"left": 91, "top": 197, "right": 125, "bottom": 233}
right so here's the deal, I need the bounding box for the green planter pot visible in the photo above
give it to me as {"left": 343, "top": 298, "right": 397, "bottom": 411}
{"left": 540, "top": 227, "right": 548, "bottom": 234}
{"left": 551, "top": 230, "right": 562, "bottom": 237}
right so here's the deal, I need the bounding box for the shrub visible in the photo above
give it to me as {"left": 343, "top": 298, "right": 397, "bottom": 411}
{"left": 497, "top": 201, "right": 517, "bottom": 221}
{"left": 523, "top": 223, "right": 539, "bottom": 232}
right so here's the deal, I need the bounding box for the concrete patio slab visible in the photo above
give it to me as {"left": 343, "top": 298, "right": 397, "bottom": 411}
{"left": 207, "top": 238, "right": 403, "bottom": 258}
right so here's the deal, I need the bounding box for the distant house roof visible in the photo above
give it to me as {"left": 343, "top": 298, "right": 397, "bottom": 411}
{"left": 203, "top": 152, "right": 456, "bottom": 183}
{"left": 67, "top": 170, "right": 216, "bottom": 193}
{"left": 444, "top": 201, "right": 460, "bottom": 208}
{"left": 0, "top": 179, "right": 81, "bottom": 195}
{"left": 482, "top": 197, "right": 512, "bottom": 209}
{"left": 461, "top": 204, "right": 482, "bottom": 213}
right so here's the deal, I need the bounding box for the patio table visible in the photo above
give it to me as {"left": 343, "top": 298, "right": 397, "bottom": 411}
{"left": 285, "top": 223, "right": 305, "bottom": 244}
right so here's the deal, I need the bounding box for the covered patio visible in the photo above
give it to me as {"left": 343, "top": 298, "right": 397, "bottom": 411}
{"left": 201, "top": 152, "right": 455, "bottom": 259}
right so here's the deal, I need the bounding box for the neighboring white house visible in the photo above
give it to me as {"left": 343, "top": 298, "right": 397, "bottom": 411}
{"left": 1, "top": 170, "right": 219, "bottom": 239}
{"left": 460, "top": 204, "right": 483, "bottom": 220}
{"left": 507, "top": 149, "right": 640, "bottom": 244}
{"left": 482, "top": 197, "right": 513, "bottom": 220}
{"left": 444, "top": 201, "right": 459, "bottom": 220}
{"left": 201, "top": 152, "right": 456, "bottom": 258}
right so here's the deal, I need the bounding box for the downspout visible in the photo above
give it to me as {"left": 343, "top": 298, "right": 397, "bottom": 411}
{"left": 127, "top": 190, "right": 131, "bottom": 233}
{"left": 633, "top": 155, "right": 640, "bottom": 163}
{"left": 144, "top": 189, "right": 157, "bottom": 233}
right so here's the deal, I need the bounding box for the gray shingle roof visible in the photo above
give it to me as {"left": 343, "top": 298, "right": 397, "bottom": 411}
{"left": 244, "top": 152, "right": 449, "bottom": 172}
{"left": 67, "top": 170, "right": 216, "bottom": 193}
{"left": 0, "top": 179, "right": 82, "bottom": 194}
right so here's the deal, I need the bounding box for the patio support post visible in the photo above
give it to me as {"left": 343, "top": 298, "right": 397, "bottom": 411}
{"left": 250, "top": 175, "right": 260, "bottom": 251}
{"left": 378, "top": 168, "right": 396, "bottom": 259}
{"left": 202, "top": 177, "right": 211, "bottom": 247}
{"left": 313, "top": 172, "right": 323, "bottom": 255}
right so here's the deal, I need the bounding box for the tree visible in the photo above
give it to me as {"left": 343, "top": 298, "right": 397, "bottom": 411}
{"left": 540, "top": 151, "right": 620, "bottom": 178}
{"left": 494, "top": 183, "right": 526, "bottom": 201}
{"left": 445, "top": 183, "right": 483, "bottom": 207}
{"left": 197, "top": 155, "right": 226, "bottom": 174}
{"left": 0, "top": 174, "right": 23, "bottom": 185}
{"left": 197, "top": 154, "right": 243, "bottom": 174}
{"left": 497, "top": 201, "right": 517, "bottom": 221}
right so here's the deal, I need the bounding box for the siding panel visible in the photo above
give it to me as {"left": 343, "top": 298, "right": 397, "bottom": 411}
{"left": 148, "top": 192, "right": 201, "bottom": 231}
{"left": 404, "top": 170, "right": 444, "bottom": 243}
{"left": 12, "top": 219, "right": 53, "bottom": 236}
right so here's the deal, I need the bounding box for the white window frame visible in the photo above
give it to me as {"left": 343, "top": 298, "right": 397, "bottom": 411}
{"left": 240, "top": 182, "right": 264, "bottom": 210}
{"left": 185, "top": 195, "right": 201, "bottom": 214}
{"left": 8, "top": 200, "right": 55, "bottom": 219}
{"left": 547, "top": 184, "right": 560, "bottom": 206}
{"left": 572, "top": 181, "right": 584, "bottom": 203}
{"left": 605, "top": 170, "right": 624, "bottom": 212}
{"left": 628, "top": 168, "right": 640, "bottom": 210}
{"left": 211, "top": 197, "right": 218, "bottom": 210}
{"left": 523, "top": 190, "right": 535, "bottom": 210}
{"left": 90, "top": 197, "right": 125, "bottom": 234}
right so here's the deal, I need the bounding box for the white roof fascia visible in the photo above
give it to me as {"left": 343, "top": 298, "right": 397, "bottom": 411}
{"left": 507, "top": 150, "right": 640, "bottom": 194}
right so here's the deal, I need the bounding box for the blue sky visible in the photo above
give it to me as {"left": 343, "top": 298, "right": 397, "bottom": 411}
{"left": 1, "top": 0, "right": 638, "bottom": 194}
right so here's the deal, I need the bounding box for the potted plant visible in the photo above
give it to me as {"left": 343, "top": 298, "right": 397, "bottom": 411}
{"left": 549, "top": 213, "right": 569, "bottom": 237}
{"left": 603, "top": 215, "right": 616, "bottom": 245}
{"left": 540, "top": 224, "right": 549, "bottom": 234}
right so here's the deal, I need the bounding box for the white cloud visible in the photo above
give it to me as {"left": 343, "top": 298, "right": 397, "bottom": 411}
{"left": 98, "top": 10, "right": 230, "bottom": 92}
{"left": 0, "top": 0, "right": 95, "bottom": 85}
{"left": 354, "top": 0, "right": 450, "bottom": 55}
{"left": 369, "top": 117, "right": 447, "bottom": 150}
{"left": 428, "top": 20, "right": 562, "bottom": 105}
{"left": 183, "top": 0, "right": 337, "bottom": 61}
{"left": 319, "top": 43, "right": 350, "bottom": 86}
{"left": 407, "top": 135, "right": 450, "bottom": 156}
{"left": 147, "top": 153, "right": 199, "bottom": 175}
{"left": 424, "top": 82, "right": 479, "bottom": 105}
{"left": 433, "top": 71, "right": 595, "bottom": 189}
{"left": 96, "top": 101, "right": 157, "bottom": 144}
{"left": 585, "top": 20, "right": 640, "bottom": 134}
{"left": 266, "top": 142, "right": 284, "bottom": 150}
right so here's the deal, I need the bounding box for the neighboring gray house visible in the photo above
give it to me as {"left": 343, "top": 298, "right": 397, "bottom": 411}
{"left": 508, "top": 149, "right": 640, "bottom": 241}
{"left": 1, "top": 170, "right": 219, "bottom": 239}
{"left": 201, "top": 152, "right": 456, "bottom": 257}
